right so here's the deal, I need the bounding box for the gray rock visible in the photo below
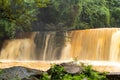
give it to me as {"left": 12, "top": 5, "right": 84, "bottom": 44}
{"left": 0, "top": 66, "right": 43, "bottom": 80}
{"left": 61, "top": 62, "right": 83, "bottom": 74}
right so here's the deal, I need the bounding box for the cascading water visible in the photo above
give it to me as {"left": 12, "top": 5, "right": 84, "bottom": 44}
{"left": 1, "top": 28, "right": 120, "bottom": 61}
{"left": 109, "top": 31, "right": 120, "bottom": 61}
{"left": 0, "top": 31, "right": 66, "bottom": 60}
{"left": 34, "top": 31, "right": 65, "bottom": 60}
{"left": 0, "top": 33, "right": 36, "bottom": 60}
{"left": 70, "top": 28, "right": 119, "bottom": 61}
{"left": 1, "top": 28, "right": 120, "bottom": 72}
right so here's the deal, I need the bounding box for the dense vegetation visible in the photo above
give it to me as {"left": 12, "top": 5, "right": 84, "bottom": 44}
{"left": 0, "top": 0, "right": 49, "bottom": 47}
{"left": 0, "top": 0, "right": 120, "bottom": 43}
{"left": 37, "top": 0, "right": 120, "bottom": 30}
{"left": 39, "top": 64, "right": 108, "bottom": 80}
{"left": 0, "top": 0, "right": 49, "bottom": 38}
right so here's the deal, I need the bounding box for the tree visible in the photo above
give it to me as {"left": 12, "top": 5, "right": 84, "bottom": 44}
{"left": 37, "top": 0, "right": 82, "bottom": 30}
{"left": 0, "top": 0, "right": 49, "bottom": 38}
{"left": 37, "top": 0, "right": 112, "bottom": 30}
{"left": 76, "top": 0, "right": 110, "bottom": 29}
{"left": 106, "top": 0, "right": 120, "bottom": 27}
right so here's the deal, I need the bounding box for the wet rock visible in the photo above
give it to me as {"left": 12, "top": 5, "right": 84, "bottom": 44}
{"left": 0, "top": 66, "right": 43, "bottom": 80}
{"left": 61, "top": 62, "right": 83, "bottom": 74}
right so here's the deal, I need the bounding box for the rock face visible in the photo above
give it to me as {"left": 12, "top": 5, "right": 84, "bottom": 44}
{"left": 61, "top": 62, "right": 83, "bottom": 74}
{"left": 0, "top": 66, "right": 43, "bottom": 80}
{"left": 0, "top": 62, "right": 83, "bottom": 80}
{"left": 0, "top": 62, "right": 120, "bottom": 80}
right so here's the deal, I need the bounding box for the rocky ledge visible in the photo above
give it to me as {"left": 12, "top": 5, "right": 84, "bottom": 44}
{"left": 0, "top": 62, "right": 120, "bottom": 80}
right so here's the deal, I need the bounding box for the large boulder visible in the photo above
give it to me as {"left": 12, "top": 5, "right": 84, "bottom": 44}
{"left": 0, "top": 66, "right": 43, "bottom": 80}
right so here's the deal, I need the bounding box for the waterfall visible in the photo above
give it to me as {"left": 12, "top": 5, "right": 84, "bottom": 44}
{"left": 0, "top": 33, "right": 36, "bottom": 60}
{"left": 109, "top": 31, "right": 120, "bottom": 61}
{"left": 70, "top": 28, "right": 119, "bottom": 61}
{"left": 34, "top": 31, "right": 67, "bottom": 60}
{"left": 43, "top": 34, "right": 51, "bottom": 60}
{"left": 0, "top": 31, "right": 65, "bottom": 60}
{"left": 0, "top": 28, "right": 120, "bottom": 62}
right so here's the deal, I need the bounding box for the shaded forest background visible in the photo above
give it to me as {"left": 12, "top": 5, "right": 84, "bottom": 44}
{"left": 35, "top": 0, "right": 120, "bottom": 30}
{"left": 0, "top": 0, "right": 120, "bottom": 46}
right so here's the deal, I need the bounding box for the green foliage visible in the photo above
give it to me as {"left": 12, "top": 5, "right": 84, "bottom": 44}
{"left": 40, "top": 73, "right": 51, "bottom": 80}
{"left": 83, "top": 64, "right": 107, "bottom": 80}
{"left": 78, "top": 0, "right": 110, "bottom": 29}
{"left": 48, "top": 64, "right": 65, "bottom": 80}
{"left": 51, "top": 0, "right": 82, "bottom": 28}
{"left": 78, "top": 0, "right": 120, "bottom": 28}
{"left": 0, "top": 69, "right": 3, "bottom": 74}
{"left": 38, "top": 0, "right": 82, "bottom": 30}
{"left": 38, "top": 0, "right": 120, "bottom": 30}
{"left": 0, "top": 0, "right": 49, "bottom": 38}
{"left": 39, "top": 0, "right": 120, "bottom": 30}
{"left": 40, "top": 64, "right": 108, "bottom": 80}
{"left": 106, "top": 0, "right": 120, "bottom": 27}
